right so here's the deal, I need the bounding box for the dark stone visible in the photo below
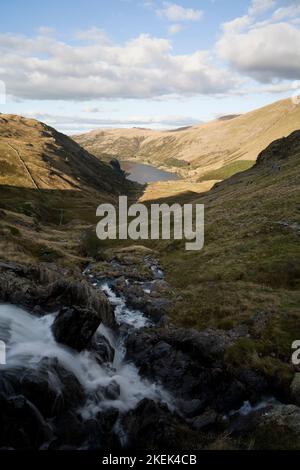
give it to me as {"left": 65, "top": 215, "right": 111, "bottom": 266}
{"left": 190, "top": 409, "right": 218, "bottom": 431}
{"left": 89, "top": 333, "right": 115, "bottom": 365}
{"left": 52, "top": 306, "right": 101, "bottom": 351}
{"left": 121, "top": 398, "right": 198, "bottom": 450}
{"left": 104, "top": 380, "right": 121, "bottom": 400}
{"left": 0, "top": 394, "right": 52, "bottom": 449}
{"left": 20, "top": 358, "right": 85, "bottom": 417}
{"left": 125, "top": 328, "right": 256, "bottom": 414}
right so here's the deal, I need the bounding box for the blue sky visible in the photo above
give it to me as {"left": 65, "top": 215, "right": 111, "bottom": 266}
{"left": 0, "top": 0, "right": 299, "bottom": 133}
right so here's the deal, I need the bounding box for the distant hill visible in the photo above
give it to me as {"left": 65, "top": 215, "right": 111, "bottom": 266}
{"left": 74, "top": 98, "right": 300, "bottom": 180}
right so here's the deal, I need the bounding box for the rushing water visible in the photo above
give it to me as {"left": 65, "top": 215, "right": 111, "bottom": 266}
{"left": 121, "top": 161, "right": 181, "bottom": 184}
{"left": 0, "top": 286, "right": 172, "bottom": 420}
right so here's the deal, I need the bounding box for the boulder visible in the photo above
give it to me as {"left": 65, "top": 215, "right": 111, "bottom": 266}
{"left": 125, "top": 327, "right": 248, "bottom": 414}
{"left": 20, "top": 358, "right": 85, "bottom": 417}
{"left": 52, "top": 306, "right": 101, "bottom": 351}
{"left": 0, "top": 394, "right": 52, "bottom": 449}
{"left": 290, "top": 373, "right": 300, "bottom": 406}
{"left": 121, "top": 398, "right": 199, "bottom": 450}
{"left": 190, "top": 409, "right": 218, "bottom": 431}
{"left": 89, "top": 333, "right": 115, "bottom": 365}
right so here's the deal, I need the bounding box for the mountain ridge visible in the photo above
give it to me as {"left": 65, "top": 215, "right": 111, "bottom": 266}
{"left": 74, "top": 98, "right": 300, "bottom": 181}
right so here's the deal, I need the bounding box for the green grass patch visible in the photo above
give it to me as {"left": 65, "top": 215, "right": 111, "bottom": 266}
{"left": 198, "top": 160, "right": 254, "bottom": 182}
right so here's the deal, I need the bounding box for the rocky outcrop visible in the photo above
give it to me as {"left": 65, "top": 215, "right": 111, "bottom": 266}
{"left": 256, "top": 130, "right": 300, "bottom": 167}
{"left": 121, "top": 398, "right": 200, "bottom": 450}
{"left": 0, "top": 394, "right": 52, "bottom": 449}
{"left": 290, "top": 373, "right": 300, "bottom": 406}
{"left": 52, "top": 306, "right": 102, "bottom": 351}
{"left": 89, "top": 333, "right": 115, "bottom": 365}
{"left": 125, "top": 327, "right": 269, "bottom": 415}
{"left": 0, "top": 261, "right": 116, "bottom": 328}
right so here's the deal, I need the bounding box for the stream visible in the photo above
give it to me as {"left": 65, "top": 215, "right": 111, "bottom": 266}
{"left": 0, "top": 258, "right": 283, "bottom": 450}
{"left": 0, "top": 260, "right": 174, "bottom": 449}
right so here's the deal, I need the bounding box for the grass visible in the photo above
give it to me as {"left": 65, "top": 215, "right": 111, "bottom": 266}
{"left": 197, "top": 160, "right": 254, "bottom": 182}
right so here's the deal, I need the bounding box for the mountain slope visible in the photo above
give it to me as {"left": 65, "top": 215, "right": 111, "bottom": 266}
{"left": 74, "top": 98, "right": 300, "bottom": 180}
{"left": 156, "top": 130, "right": 300, "bottom": 383}
{"left": 0, "top": 115, "right": 136, "bottom": 266}
{"left": 0, "top": 114, "right": 129, "bottom": 194}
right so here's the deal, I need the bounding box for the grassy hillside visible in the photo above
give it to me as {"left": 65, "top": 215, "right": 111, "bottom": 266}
{"left": 0, "top": 115, "right": 137, "bottom": 267}
{"left": 74, "top": 98, "right": 300, "bottom": 181}
{"left": 155, "top": 130, "right": 300, "bottom": 381}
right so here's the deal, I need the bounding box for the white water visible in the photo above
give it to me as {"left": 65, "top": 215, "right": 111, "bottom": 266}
{"left": 0, "top": 302, "right": 172, "bottom": 418}
{"left": 100, "top": 282, "right": 150, "bottom": 329}
{"left": 230, "top": 396, "right": 279, "bottom": 417}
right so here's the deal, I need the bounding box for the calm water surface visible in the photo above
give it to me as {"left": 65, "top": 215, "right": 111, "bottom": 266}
{"left": 121, "top": 161, "right": 180, "bottom": 184}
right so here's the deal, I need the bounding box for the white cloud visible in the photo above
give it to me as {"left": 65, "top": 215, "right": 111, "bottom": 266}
{"left": 248, "top": 0, "right": 276, "bottom": 17}
{"left": 82, "top": 106, "right": 103, "bottom": 113}
{"left": 24, "top": 111, "right": 200, "bottom": 132}
{"left": 157, "top": 2, "right": 203, "bottom": 22}
{"left": 168, "top": 24, "right": 183, "bottom": 35}
{"left": 0, "top": 30, "right": 236, "bottom": 101}
{"left": 218, "top": 1, "right": 300, "bottom": 82}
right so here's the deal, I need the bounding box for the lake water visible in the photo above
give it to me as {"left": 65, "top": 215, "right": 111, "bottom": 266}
{"left": 121, "top": 161, "right": 180, "bottom": 184}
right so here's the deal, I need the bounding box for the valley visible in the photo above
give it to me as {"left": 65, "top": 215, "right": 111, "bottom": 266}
{"left": 0, "top": 99, "right": 299, "bottom": 451}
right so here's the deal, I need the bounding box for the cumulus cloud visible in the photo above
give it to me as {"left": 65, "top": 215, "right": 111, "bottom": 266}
{"left": 218, "top": 0, "right": 300, "bottom": 82}
{"left": 0, "top": 30, "right": 236, "bottom": 101}
{"left": 248, "top": 0, "right": 276, "bottom": 17}
{"left": 157, "top": 2, "right": 203, "bottom": 22}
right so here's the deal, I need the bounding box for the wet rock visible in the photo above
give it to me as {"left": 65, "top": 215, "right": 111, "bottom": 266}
{"left": 52, "top": 306, "right": 101, "bottom": 351}
{"left": 177, "top": 399, "right": 204, "bottom": 418}
{"left": 50, "top": 411, "right": 86, "bottom": 449}
{"left": 104, "top": 380, "right": 121, "bottom": 400}
{"left": 190, "top": 409, "right": 218, "bottom": 431}
{"left": 290, "top": 373, "right": 300, "bottom": 406}
{"left": 89, "top": 333, "right": 115, "bottom": 365}
{"left": 20, "top": 358, "right": 85, "bottom": 417}
{"left": 121, "top": 398, "right": 199, "bottom": 450}
{"left": 0, "top": 394, "right": 52, "bottom": 449}
{"left": 125, "top": 328, "right": 253, "bottom": 414}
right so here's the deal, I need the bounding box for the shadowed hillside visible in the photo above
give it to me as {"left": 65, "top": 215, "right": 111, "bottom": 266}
{"left": 0, "top": 114, "right": 131, "bottom": 194}
{"left": 0, "top": 115, "right": 138, "bottom": 267}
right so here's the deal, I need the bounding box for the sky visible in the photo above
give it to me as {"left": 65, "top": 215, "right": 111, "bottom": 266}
{"left": 0, "top": 0, "right": 299, "bottom": 133}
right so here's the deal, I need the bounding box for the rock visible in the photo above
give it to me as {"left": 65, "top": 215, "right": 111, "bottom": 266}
{"left": 125, "top": 327, "right": 256, "bottom": 414}
{"left": 52, "top": 306, "right": 101, "bottom": 351}
{"left": 190, "top": 409, "right": 218, "bottom": 431}
{"left": 121, "top": 398, "right": 198, "bottom": 450}
{"left": 50, "top": 411, "right": 86, "bottom": 449}
{"left": 20, "top": 358, "right": 85, "bottom": 417}
{"left": 290, "top": 373, "right": 300, "bottom": 406}
{"left": 89, "top": 333, "right": 115, "bottom": 365}
{"left": 250, "top": 310, "right": 275, "bottom": 338}
{"left": 254, "top": 405, "right": 300, "bottom": 449}
{"left": 177, "top": 399, "right": 204, "bottom": 418}
{"left": 0, "top": 394, "right": 52, "bottom": 449}
{"left": 104, "top": 380, "right": 121, "bottom": 400}
{"left": 0, "top": 263, "right": 116, "bottom": 328}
